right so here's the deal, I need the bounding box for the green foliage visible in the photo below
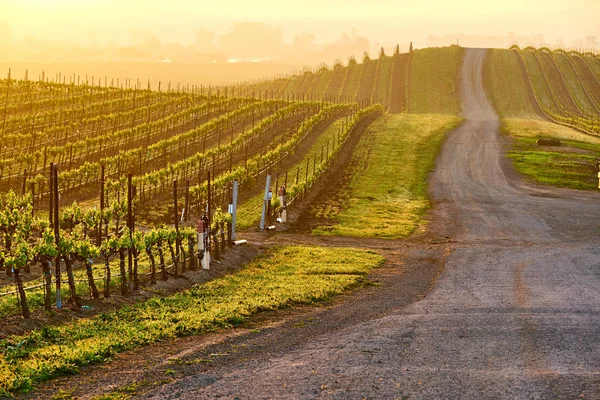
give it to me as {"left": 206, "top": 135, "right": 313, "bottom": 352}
{"left": 0, "top": 245, "right": 383, "bottom": 395}
{"left": 0, "top": 192, "right": 35, "bottom": 271}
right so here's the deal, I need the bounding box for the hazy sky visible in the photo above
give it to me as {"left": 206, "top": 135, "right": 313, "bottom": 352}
{"left": 2, "top": 0, "right": 599, "bottom": 48}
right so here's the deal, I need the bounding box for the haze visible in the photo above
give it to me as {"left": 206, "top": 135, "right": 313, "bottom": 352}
{"left": 1, "top": 0, "right": 598, "bottom": 84}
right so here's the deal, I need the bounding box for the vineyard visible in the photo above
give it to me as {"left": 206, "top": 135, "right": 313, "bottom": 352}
{"left": 0, "top": 53, "right": 396, "bottom": 393}
{"left": 508, "top": 46, "right": 600, "bottom": 134}
{"left": 1, "top": 43, "right": 600, "bottom": 396}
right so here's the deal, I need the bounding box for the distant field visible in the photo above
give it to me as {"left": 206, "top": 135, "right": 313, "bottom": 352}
{"left": 408, "top": 46, "right": 463, "bottom": 115}
{"left": 483, "top": 49, "right": 541, "bottom": 119}
{"left": 339, "top": 62, "right": 362, "bottom": 99}
{"left": 0, "top": 61, "right": 302, "bottom": 87}
{"left": 372, "top": 56, "right": 394, "bottom": 108}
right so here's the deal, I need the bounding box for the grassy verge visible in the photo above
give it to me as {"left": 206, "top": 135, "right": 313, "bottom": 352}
{"left": 503, "top": 119, "right": 600, "bottom": 190}
{"left": 312, "top": 113, "right": 462, "bottom": 238}
{"left": 483, "top": 49, "right": 541, "bottom": 119}
{"left": 408, "top": 46, "right": 463, "bottom": 115}
{"left": 0, "top": 245, "right": 383, "bottom": 395}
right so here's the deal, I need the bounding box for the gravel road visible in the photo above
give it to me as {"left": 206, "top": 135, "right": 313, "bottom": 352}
{"left": 140, "top": 48, "right": 600, "bottom": 399}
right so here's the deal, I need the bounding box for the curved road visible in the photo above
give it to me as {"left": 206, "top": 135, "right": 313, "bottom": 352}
{"left": 144, "top": 49, "right": 600, "bottom": 399}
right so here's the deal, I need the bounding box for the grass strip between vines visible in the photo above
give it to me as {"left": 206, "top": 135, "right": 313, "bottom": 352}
{"left": 0, "top": 245, "right": 384, "bottom": 395}
{"left": 312, "top": 113, "right": 462, "bottom": 238}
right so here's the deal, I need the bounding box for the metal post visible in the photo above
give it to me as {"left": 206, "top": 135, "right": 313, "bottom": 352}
{"left": 259, "top": 173, "right": 271, "bottom": 231}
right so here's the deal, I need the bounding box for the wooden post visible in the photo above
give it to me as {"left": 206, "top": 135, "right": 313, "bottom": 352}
{"left": 30, "top": 182, "right": 35, "bottom": 217}
{"left": 53, "top": 165, "right": 61, "bottom": 309}
{"left": 127, "top": 174, "right": 133, "bottom": 288}
{"left": 2, "top": 68, "right": 10, "bottom": 135}
{"left": 21, "top": 170, "right": 27, "bottom": 195}
{"left": 98, "top": 165, "right": 104, "bottom": 246}
{"left": 173, "top": 180, "right": 179, "bottom": 276}
{"left": 49, "top": 163, "right": 54, "bottom": 226}
{"left": 184, "top": 179, "right": 190, "bottom": 221}
{"left": 206, "top": 171, "right": 211, "bottom": 259}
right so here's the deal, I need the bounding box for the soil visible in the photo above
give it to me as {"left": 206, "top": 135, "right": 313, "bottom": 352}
{"left": 18, "top": 49, "right": 600, "bottom": 399}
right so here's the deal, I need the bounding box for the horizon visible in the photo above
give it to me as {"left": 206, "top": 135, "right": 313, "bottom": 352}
{"left": 1, "top": 0, "right": 599, "bottom": 67}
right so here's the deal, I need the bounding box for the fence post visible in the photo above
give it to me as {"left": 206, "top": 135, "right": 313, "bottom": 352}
{"left": 127, "top": 174, "right": 133, "bottom": 288}
{"left": 53, "top": 164, "right": 61, "bottom": 309}
{"left": 173, "top": 180, "right": 180, "bottom": 276}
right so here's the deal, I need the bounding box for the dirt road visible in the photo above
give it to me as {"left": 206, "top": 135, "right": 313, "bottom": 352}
{"left": 135, "top": 49, "right": 600, "bottom": 399}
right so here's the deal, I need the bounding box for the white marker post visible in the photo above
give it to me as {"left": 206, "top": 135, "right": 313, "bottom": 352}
{"left": 231, "top": 180, "right": 239, "bottom": 241}
{"left": 259, "top": 173, "right": 271, "bottom": 231}
{"left": 278, "top": 185, "right": 287, "bottom": 223}
{"left": 197, "top": 219, "right": 206, "bottom": 269}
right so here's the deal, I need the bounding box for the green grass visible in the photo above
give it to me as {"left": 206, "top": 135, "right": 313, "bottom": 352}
{"left": 373, "top": 56, "right": 393, "bottom": 107}
{"left": 0, "top": 245, "right": 383, "bottom": 395}
{"left": 236, "top": 117, "right": 348, "bottom": 230}
{"left": 408, "top": 46, "right": 463, "bottom": 115}
{"left": 483, "top": 49, "right": 541, "bottom": 119}
{"left": 503, "top": 118, "right": 600, "bottom": 190}
{"left": 312, "top": 113, "right": 462, "bottom": 238}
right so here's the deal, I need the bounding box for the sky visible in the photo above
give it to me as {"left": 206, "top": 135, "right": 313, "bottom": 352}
{"left": 0, "top": 0, "right": 599, "bottom": 64}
